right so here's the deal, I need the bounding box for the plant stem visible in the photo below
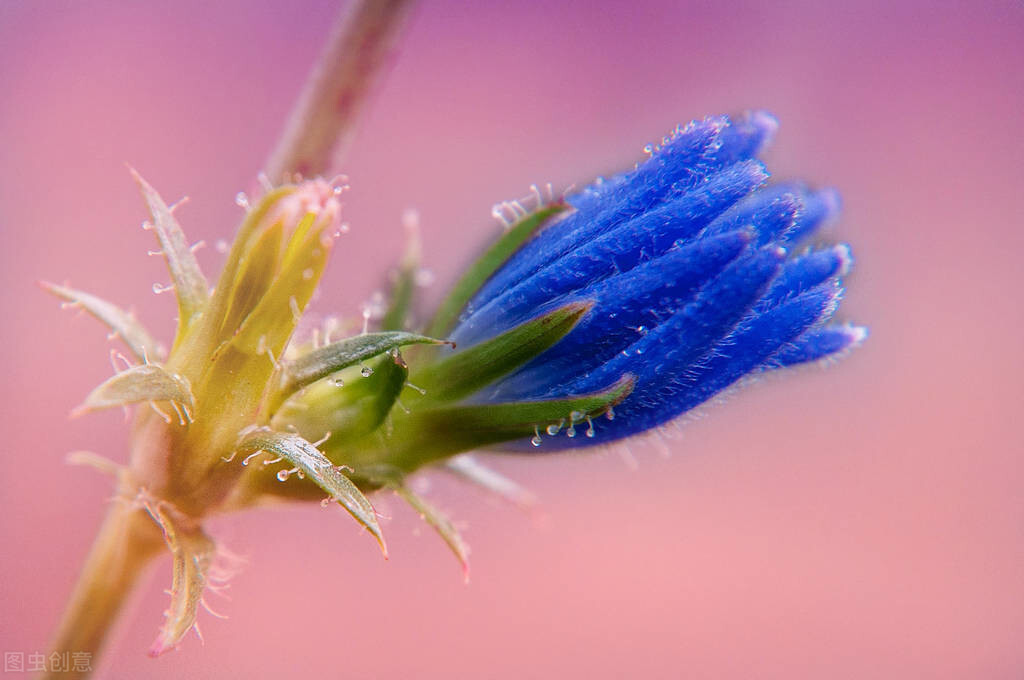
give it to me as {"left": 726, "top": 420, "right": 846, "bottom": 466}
{"left": 263, "top": 0, "right": 416, "bottom": 183}
{"left": 45, "top": 491, "right": 165, "bottom": 680}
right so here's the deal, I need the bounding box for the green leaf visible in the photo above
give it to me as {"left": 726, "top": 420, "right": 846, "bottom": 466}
{"left": 75, "top": 364, "right": 194, "bottom": 419}
{"left": 426, "top": 203, "right": 568, "bottom": 337}
{"left": 130, "top": 168, "right": 209, "bottom": 327}
{"left": 412, "top": 301, "right": 591, "bottom": 403}
{"left": 273, "top": 331, "right": 445, "bottom": 407}
{"left": 234, "top": 428, "right": 387, "bottom": 556}
{"left": 41, "top": 281, "right": 161, "bottom": 362}
{"left": 147, "top": 503, "right": 216, "bottom": 657}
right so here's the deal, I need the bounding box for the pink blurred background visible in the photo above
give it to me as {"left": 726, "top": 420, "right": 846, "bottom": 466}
{"left": 2, "top": 0, "right": 1023, "bottom": 677}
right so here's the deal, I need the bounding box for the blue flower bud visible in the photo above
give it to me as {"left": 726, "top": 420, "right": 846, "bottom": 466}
{"left": 449, "top": 111, "right": 865, "bottom": 449}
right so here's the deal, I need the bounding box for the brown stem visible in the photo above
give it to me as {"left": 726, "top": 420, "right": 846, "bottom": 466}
{"left": 44, "top": 492, "right": 165, "bottom": 680}
{"left": 263, "top": 0, "right": 416, "bottom": 183}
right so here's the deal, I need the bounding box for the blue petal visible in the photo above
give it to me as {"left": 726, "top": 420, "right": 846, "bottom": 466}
{"left": 486, "top": 230, "right": 755, "bottom": 400}
{"left": 454, "top": 160, "right": 769, "bottom": 345}
{"left": 768, "top": 324, "right": 867, "bottom": 367}
{"left": 530, "top": 280, "right": 843, "bottom": 450}
{"left": 703, "top": 183, "right": 839, "bottom": 246}
{"left": 469, "top": 112, "right": 778, "bottom": 312}
{"left": 565, "top": 245, "right": 787, "bottom": 397}
{"left": 761, "top": 244, "right": 852, "bottom": 307}
{"left": 785, "top": 187, "right": 841, "bottom": 244}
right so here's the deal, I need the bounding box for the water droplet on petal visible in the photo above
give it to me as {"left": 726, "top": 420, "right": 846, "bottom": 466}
{"left": 276, "top": 469, "right": 290, "bottom": 481}
{"left": 235, "top": 192, "right": 250, "bottom": 210}
{"left": 566, "top": 425, "right": 576, "bottom": 438}
{"left": 530, "top": 426, "right": 542, "bottom": 447}
{"left": 360, "top": 366, "right": 373, "bottom": 377}
{"left": 332, "top": 377, "right": 345, "bottom": 387}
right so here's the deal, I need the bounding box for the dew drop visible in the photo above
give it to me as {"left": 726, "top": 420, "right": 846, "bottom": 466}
{"left": 332, "top": 377, "right": 345, "bottom": 387}
{"left": 234, "top": 192, "right": 250, "bottom": 210}
{"left": 643, "top": 143, "right": 654, "bottom": 154}
{"left": 276, "top": 469, "right": 291, "bottom": 482}
{"left": 566, "top": 425, "right": 576, "bottom": 438}
{"left": 546, "top": 419, "right": 563, "bottom": 436}
{"left": 530, "top": 426, "right": 542, "bottom": 447}
{"left": 569, "top": 410, "right": 583, "bottom": 423}
{"left": 605, "top": 407, "right": 616, "bottom": 421}
{"left": 360, "top": 366, "right": 374, "bottom": 377}
{"left": 320, "top": 497, "right": 332, "bottom": 508}
{"left": 215, "top": 239, "right": 229, "bottom": 254}
{"left": 585, "top": 416, "right": 596, "bottom": 438}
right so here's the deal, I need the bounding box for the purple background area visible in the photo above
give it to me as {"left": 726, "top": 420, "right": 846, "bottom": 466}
{"left": 2, "top": 1, "right": 1023, "bottom": 678}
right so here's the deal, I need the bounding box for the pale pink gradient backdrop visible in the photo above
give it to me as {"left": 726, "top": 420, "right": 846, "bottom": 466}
{"left": 2, "top": 1, "right": 1023, "bottom": 678}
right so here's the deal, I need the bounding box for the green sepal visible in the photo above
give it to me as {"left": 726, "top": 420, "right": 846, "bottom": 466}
{"left": 443, "top": 455, "right": 537, "bottom": 509}
{"left": 411, "top": 301, "right": 591, "bottom": 403}
{"left": 271, "top": 350, "right": 408, "bottom": 445}
{"left": 75, "top": 364, "right": 194, "bottom": 419}
{"left": 42, "top": 281, "right": 161, "bottom": 362}
{"left": 130, "top": 169, "right": 209, "bottom": 331}
{"left": 392, "top": 483, "right": 470, "bottom": 582}
{"left": 358, "top": 464, "right": 470, "bottom": 580}
{"left": 380, "top": 225, "right": 420, "bottom": 331}
{"left": 272, "top": 331, "right": 444, "bottom": 410}
{"left": 375, "top": 374, "right": 635, "bottom": 472}
{"left": 233, "top": 428, "right": 387, "bottom": 556}
{"left": 426, "top": 203, "right": 568, "bottom": 337}
{"left": 146, "top": 503, "right": 215, "bottom": 657}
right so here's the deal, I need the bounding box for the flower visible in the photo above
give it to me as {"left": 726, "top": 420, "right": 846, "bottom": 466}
{"left": 409, "top": 110, "right": 866, "bottom": 451}
{"left": 44, "top": 108, "right": 865, "bottom": 662}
